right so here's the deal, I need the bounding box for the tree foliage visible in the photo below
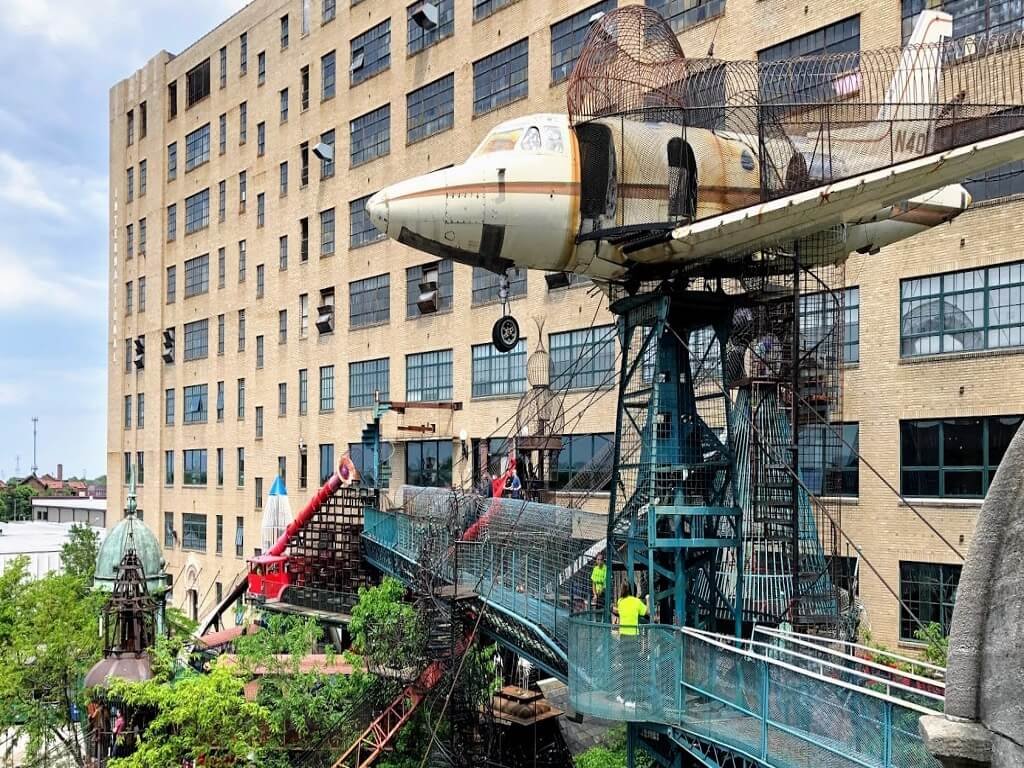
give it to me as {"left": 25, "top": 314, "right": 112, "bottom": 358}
{"left": 0, "top": 483, "right": 37, "bottom": 521}
{"left": 0, "top": 558, "right": 104, "bottom": 767}
{"left": 575, "top": 727, "right": 652, "bottom": 768}
{"left": 61, "top": 524, "right": 102, "bottom": 584}
{"left": 348, "top": 577, "right": 421, "bottom": 667}
{"left": 913, "top": 622, "right": 950, "bottom": 667}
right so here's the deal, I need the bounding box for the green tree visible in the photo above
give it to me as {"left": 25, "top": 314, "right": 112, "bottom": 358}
{"left": 349, "top": 577, "right": 421, "bottom": 667}
{"left": 0, "top": 561, "right": 104, "bottom": 767}
{"left": 576, "top": 727, "right": 652, "bottom": 768}
{"left": 0, "top": 483, "right": 37, "bottom": 521}
{"left": 61, "top": 524, "right": 102, "bottom": 584}
{"left": 913, "top": 622, "right": 950, "bottom": 667}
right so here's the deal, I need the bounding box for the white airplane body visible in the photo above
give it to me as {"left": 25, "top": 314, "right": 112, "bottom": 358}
{"left": 366, "top": 10, "right": 1024, "bottom": 348}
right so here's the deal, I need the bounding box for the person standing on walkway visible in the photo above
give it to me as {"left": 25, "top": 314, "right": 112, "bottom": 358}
{"left": 613, "top": 582, "right": 648, "bottom": 709}
{"left": 591, "top": 552, "right": 607, "bottom": 612}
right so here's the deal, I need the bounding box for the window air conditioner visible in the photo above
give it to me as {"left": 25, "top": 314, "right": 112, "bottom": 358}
{"left": 162, "top": 328, "right": 175, "bottom": 363}
{"left": 411, "top": 1, "right": 439, "bottom": 30}
{"left": 417, "top": 269, "right": 439, "bottom": 314}
{"left": 316, "top": 304, "right": 335, "bottom": 334}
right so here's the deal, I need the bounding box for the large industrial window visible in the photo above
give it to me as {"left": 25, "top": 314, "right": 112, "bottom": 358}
{"left": 183, "top": 384, "right": 208, "bottom": 424}
{"left": 182, "top": 513, "right": 207, "bottom": 551}
{"left": 645, "top": 0, "right": 723, "bottom": 34}
{"left": 350, "top": 104, "right": 390, "bottom": 166}
{"left": 550, "top": 325, "right": 616, "bottom": 391}
{"left": 184, "top": 188, "right": 210, "bottom": 234}
{"left": 183, "top": 319, "right": 209, "bottom": 361}
{"left": 758, "top": 16, "right": 861, "bottom": 110}
{"left": 550, "top": 0, "right": 615, "bottom": 83}
{"left": 184, "top": 254, "right": 209, "bottom": 298}
{"left": 320, "top": 443, "right": 335, "bottom": 484}
{"left": 320, "top": 207, "right": 335, "bottom": 255}
{"left": 901, "top": 0, "right": 1024, "bottom": 44}
{"left": 350, "top": 195, "right": 383, "bottom": 248}
{"left": 183, "top": 450, "right": 208, "bottom": 486}
{"left": 406, "top": 349, "right": 453, "bottom": 402}
{"left": 471, "top": 266, "right": 527, "bottom": 305}
{"left": 901, "top": 415, "right": 1023, "bottom": 498}
{"left": 186, "top": 58, "right": 211, "bottom": 108}
{"left": 185, "top": 124, "right": 211, "bottom": 171}
{"left": 350, "top": 273, "right": 390, "bottom": 328}
{"left": 406, "top": 260, "right": 453, "bottom": 317}
{"left": 798, "top": 422, "right": 859, "bottom": 496}
{"left": 473, "top": 0, "right": 514, "bottom": 22}
{"left": 472, "top": 341, "right": 527, "bottom": 398}
{"left": 473, "top": 39, "right": 528, "bottom": 115}
{"left": 351, "top": 20, "right": 391, "bottom": 85}
{"left": 801, "top": 286, "right": 859, "bottom": 364}
{"left": 899, "top": 561, "right": 961, "bottom": 641}
{"left": 555, "top": 433, "right": 614, "bottom": 490}
{"left": 408, "top": 0, "right": 454, "bottom": 55}
{"left": 350, "top": 358, "right": 390, "bottom": 409}
{"left": 405, "top": 440, "right": 453, "bottom": 487}
{"left": 901, "top": 261, "right": 1024, "bottom": 357}
{"left": 407, "top": 74, "right": 454, "bottom": 143}
{"left": 320, "top": 365, "right": 335, "bottom": 412}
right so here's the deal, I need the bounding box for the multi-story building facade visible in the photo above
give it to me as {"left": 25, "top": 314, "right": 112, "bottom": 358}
{"left": 108, "top": 0, "right": 1024, "bottom": 648}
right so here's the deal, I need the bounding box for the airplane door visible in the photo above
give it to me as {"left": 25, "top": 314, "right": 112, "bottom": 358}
{"left": 576, "top": 123, "right": 617, "bottom": 225}
{"left": 668, "top": 138, "right": 697, "bottom": 220}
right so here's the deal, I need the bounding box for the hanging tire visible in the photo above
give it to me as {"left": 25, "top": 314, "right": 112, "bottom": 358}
{"left": 492, "top": 315, "right": 520, "bottom": 353}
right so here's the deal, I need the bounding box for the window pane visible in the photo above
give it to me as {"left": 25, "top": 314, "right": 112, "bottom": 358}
{"left": 472, "top": 39, "right": 528, "bottom": 115}
{"left": 407, "top": 74, "right": 454, "bottom": 143}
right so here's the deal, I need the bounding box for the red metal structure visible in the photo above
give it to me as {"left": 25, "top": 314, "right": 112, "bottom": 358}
{"left": 461, "top": 457, "right": 517, "bottom": 543}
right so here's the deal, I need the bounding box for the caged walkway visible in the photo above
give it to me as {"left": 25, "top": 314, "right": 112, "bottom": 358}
{"left": 361, "top": 490, "right": 944, "bottom": 768}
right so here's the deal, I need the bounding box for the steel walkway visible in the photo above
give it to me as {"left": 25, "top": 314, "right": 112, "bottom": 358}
{"left": 362, "top": 504, "right": 942, "bottom": 768}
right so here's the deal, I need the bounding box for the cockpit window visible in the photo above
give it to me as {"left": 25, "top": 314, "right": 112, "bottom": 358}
{"left": 542, "top": 126, "right": 565, "bottom": 154}
{"left": 475, "top": 129, "right": 522, "bottom": 156}
{"left": 472, "top": 122, "right": 566, "bottom": 158}
{"left": 521, "top": 126, "right": 542, "bottom": 151}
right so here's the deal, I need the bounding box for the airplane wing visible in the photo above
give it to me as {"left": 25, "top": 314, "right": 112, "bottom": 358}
{"left": 626, "top": 129, "right": 1024, "bottom": 266}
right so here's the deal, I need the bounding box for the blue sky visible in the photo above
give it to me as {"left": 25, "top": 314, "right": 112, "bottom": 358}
{"left": 0, "top": 0, "right": 244, "bottom": 480}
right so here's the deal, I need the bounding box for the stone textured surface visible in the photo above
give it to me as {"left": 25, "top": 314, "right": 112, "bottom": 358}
{"left": 537, "top": 678, "right": 614, "bottom": 755}
{"left": 920, "top": 715, "right": 991, "bottom": 768}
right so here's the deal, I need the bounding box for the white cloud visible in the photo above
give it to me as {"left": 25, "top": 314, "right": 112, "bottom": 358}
{"left": 0, "top": 152, "right": 67, "bottom": 216}
{"left": 0, "top": 245, "right": 106, "bottom": 317}
{"left": 0, "top": 151, "right": 108, "bottom": 221}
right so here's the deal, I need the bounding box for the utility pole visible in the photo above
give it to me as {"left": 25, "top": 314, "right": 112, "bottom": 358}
{"left": 31, "top": 416, "right": 39, "bottom": 475}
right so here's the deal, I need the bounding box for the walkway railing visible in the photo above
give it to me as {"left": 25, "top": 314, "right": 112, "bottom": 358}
{"left": 568, "top": 614, "right": 940, "bottom": 768}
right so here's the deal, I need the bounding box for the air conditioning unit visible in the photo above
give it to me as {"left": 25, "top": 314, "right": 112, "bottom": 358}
{"left": 133, "top": 336, "right": 146, "bottom": 370}
{"left": 417, "top": 268, "right": 439, "bottom": 314}
{"left": 316, "top": 304, "right": 335, "bottom": 334}
{"left": 411, "top": 1, "right": 439, "bottom": 30}
{"left": 162, "top": 328, "right": 175, "bottom": 363}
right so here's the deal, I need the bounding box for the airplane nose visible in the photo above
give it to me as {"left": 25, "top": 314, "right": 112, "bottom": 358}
{"left": 367, "top": 190, "right": 388, "bottom": 235}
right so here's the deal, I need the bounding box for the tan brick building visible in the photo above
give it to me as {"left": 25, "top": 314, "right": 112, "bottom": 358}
{"left": 108, "top": 0, "right": 1023, "bottom": 649}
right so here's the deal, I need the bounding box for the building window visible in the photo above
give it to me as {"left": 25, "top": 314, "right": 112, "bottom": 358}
{"left": 320, "top": 207, "right": 336, "bottom": 255}
{"left": 137, "top": 394, "right": 145, "bottom": 429}
{"left": 182, "top": 513, "right": 207, "bottom": 552}
{"left": 218, "top": 247, "right": 226, "bottom": 288}
{"left": 901, "top": 261, "right": 1024, "bottom": 357}
{"left": 279, "top": 382, "right": 287, "bottom": 416}
{"left": 472, "top": 340, "right": 527, "bottom": 398}
{"left": 255, "top": 406, "right": 264, "bottom": 438}
{"left": 301, "top": 65, "right": 310, "bottom": 110}
{"left": 239, "top": 170, "right": 247, "bottom": 210}
{"left": 165, "top": 388, "right": 175, "bottom": 425}
{"left": 217, "top": 380, "right": 225, "bottom": 420}
{"left": 321, "top": 50, "right": 337, "bottom": 100}
{"left": 217, "top": 448, "right": 224, "bottom": 486}
{"left": 237, "top": 448, "right": 245, "bottom": 487}
{"left": 138, "top": 220, "right": 147, "bottom": 257}
{"left": 279, "top": 162, "right": 289, "bottom": 198}
{"left": 645, "top": 0, "right": 723, "bottom": 34}
{"left": 257, "top": 51, "right": 266, "bottom": 85}
{"left": 217, "top": 179, "right": 226, "bottom": 222}
{"left": 185, "top": 123, "right": 211, "bottom": 171}
{"left": 758, "top": 17, "right": 861, "bottom": 111}
{"left": 556, "top": 433, "right": 614, "bottom": 490}
{"left": 126, "top": 167, "right": 134, "bottom": 202}
{"left": 168, "top": 81, "right": 178, "bottom": 120}
{"left": 279, "top": 236, "right": 288, "bottom": 271}
{"left": 350, "top": 274, "right": 390, "bottom": 328}
{"left": 472, "top": 0, "right": 514, "bottom": 21}
{"left": 124, "top": 452, "right": 131, "bottom": 484}
{"left": 164, "top": 511, "right": 174, "bottom": 547}
{"left": 256, "top": 334, "right": 264, "bottom": 368}
{"left": 299, "top": 446, "right": 309, "bottom": 489}
{"left": 281, "top": 13, "right": 289, "bottom": 48}
{"left": 166, "top": 264, "right": 177, "bottom": 303}
{"left": 185, "top": 188, "right": 210, "bottom": 234}
{"left": 550, "top": 325, "right": 616, "bottom": 390}
{"left": 801, "top": 286, "right": 859, "bottom": 364}
{"left": 407, "top": 74, "right": 454, "bottom": 143}
{"left": 237, "top": 378, "right": 245, "bottom": 419}
{"left": 125, "top": 279, "right": 133, "bottom": 313}
{"left": 139, "top": 159, "right": 147, "bottom": 196}
{"left": 901, "top": 415, "right": 1022, "bottom": 498}
{"left": 350, "top": 105, "right": 390, "bottom": 166}
{"left": 257, "top": 122, "right": 266, "bottom": 157}
{"left": 238, "top": 241, "right": 247, "bottom": 285}
{"left": 473, "top": 39, "right": 529, "bottom": 115}
{"left": 183, "top": 384, "right": 208, "bottom": 424}
{"left": 239, "top": 101, "right": 247, "bottom": 143}
{"left": 323, "top": 0, "right": 337, "bottom": 23}
{"left": 350, "top": 358, "right": 389, "bottom": 409}
{"left": 300, "top": 293, "right": 309, "bottom": 337}
{"left": 240, "top": 31, "right": 248, "bottom": 75}
{"left": 472, "top": 266, "right": 527, "bottom": 305}
{"left": 798, "top": 422, "right": 859, "bottom": 497}
{"left": 299, "top": 368, "right": 308, "bottom": 415}
{"left": 256, "top": 193, "right": 266, "bottom": 229}
{"left": 319, "top": 365, "right": 335, "bottom": 411}
{"left": 184, "top": 254, "right": 210, "bottom": 298}
{"left": 167, "top": 142, "right": 177, "bottom": 180}
{"left": 219, "top": 113, "right": 227, "bottom": 155}
{"left": 216, "top": 514, "right": 224, "bottom": 554}
{"left": 164, "top": 452, "right": 174, "bottom": 487}
{"left": 183, "top": 319, "right": 209, "bottom": 361}
{"left": 279, "top": 309, "right": 288, "bottom": 345}
{"left": 550, "top": 0, "right": 615, "bottom": 83}
{"left": 351, "top": 19, "right": 391, "bottom": 86}
{"left": 138, "top": 275, "right": 146, "bottom": 310}
{"left": 300, "top": 217, "right": 309, "bottom": 261}
{"left": 320, "top": 129, "right": 336, "bottom": 178}
{"left": 124, "top": 395, "right": 132, "bottom": 429}
{"left": 126, "top": 109, "right": 134, "bottom": 146}
{"left": 167, "top": 203, "right": 177, "bottom": 242}
{"left": 219, "top": 45, "right": 227, "bottom": 87}
{"left": 408, "top": 0, "right": 454, "bottom": 55}
{"left": 405, "top": 440, "right": 452, "bottom": 487}
{"left": 899, "top": 561, "right": 961, "bottom": 641}
{"left": 185, "top": 58, "right": 211, "bottom": 109}
{"left": 255, "top": 476, "right": 264, "bottom": 508}
{"left": 406, "top": 260, "right": 453, "bottom": 317}
{"left": 235, "top": 515, "right": 245, "bottom": 556}
{"left": 406, "top": 349, "right": 452, "bottom": 401}
{"left": 319, "top": 443, "right": 335, "bottom": 484}
{"left": 300, "top": 142, "right": 310, "bottom": 186}
{"left": 349, "top": 194, "right": 383, "bottom": 248}
{"left": 902, "top": 0, "right": 1024, "bottom": 44}
{"left": 183, "top": 450, "right": 208, "bottom": 487}
{"left": 217, "top": 314, "right": 226, "bottom": 355}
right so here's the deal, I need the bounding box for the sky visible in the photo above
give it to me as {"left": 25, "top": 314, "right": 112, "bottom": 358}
{"left": 0, "top": 0, "right": 246, "bottom": 481}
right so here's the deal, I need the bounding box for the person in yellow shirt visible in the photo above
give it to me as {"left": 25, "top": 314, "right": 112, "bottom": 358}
{"left": 615, "top": 583, "right": 648, "bottom": 636}
{"left": 613, "top": 582, "right": 648, "bottom": 709}
{"left": 590, "top": 553, "right": 607, "bottom": 612}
